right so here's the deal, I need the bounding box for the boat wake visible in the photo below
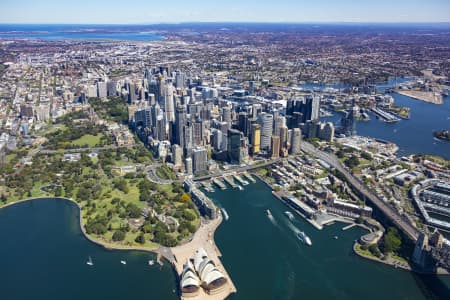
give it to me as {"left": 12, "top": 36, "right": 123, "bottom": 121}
{"left": 284, "top": 219, "right": 312, "bottom": 246}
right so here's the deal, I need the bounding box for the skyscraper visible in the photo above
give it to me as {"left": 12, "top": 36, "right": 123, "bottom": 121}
{"left": 174, "top": 105, "right": 187, "bottom": 147}
{"left": 290, "top": 128, "right": 302, "bottom": 154}
{"left": 192, "top": 146, "right": 207, "bottom": 175}
{"left": 163, "top": 84, "right": 175, "bottom": 122}
{"left": 250, "top": 123, "right": 261, "bottom": 155}
{"left": 271, "top": 136, "right": 280, "bottom": 159}
{"left": 227, "top": 129, "right": 244, "bottom": 164}
{"left": 257, "top": 113, "right": 273, "bottom": 151}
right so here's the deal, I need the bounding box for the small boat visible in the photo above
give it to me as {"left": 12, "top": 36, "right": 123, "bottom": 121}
{"left": 334, "top": 236, "right": 339, "bottom": 240}
{"left": 120, "top": 260, "right": 127, "bottom": 265}
{"left": 297, "top": 231, "right": 312, "bottom": 246}
{"left": 86, "top": 256, "right": 94, "bottom": 266}
{"left": 148, "top": 260, "right": 155, "bottom": 266}
{"left": 238, "top": 185, "right": 244, "bottom": 191}
{"left": 266, "top": 209, "right": 272, "bottom": 217}
{"left": 285, "top": 211, "right": 294, "bottom": 221}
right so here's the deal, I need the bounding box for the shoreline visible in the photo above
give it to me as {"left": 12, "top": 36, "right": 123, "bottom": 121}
{"left": 395, "top": 90, "right": 443, "bottom": 105}
{"left": 252, "top": 172, "right": 450, "bottom": 276}
{"left": 0, "top": 195, "right": 236, "bottom": 298}
{"left": 0, "top": 197, "right": 162, "bottom": 253}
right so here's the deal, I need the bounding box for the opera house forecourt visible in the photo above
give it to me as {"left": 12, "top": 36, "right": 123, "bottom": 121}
{"left": 180, "top": 248, "right": 227, "bottom": 297}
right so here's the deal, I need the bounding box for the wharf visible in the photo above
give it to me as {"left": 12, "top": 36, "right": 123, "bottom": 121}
{"left": 212, "top": 178, "right": 227, "bottom": 190}
{"left": 233, "top": 175, "right": 249, "bottom": 186}
{"left": 223, "top": 176, "right": 238, "bottom": 188}
{"left": 342, "top": 223, "right": 357, "bottom": 231}
{"left": 243, "top": 172, "right": 257, "bottom": 183}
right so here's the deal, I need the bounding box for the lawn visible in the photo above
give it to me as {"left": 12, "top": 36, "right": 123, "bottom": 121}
{"left": 71, "top": 134, "right": 103, "bottom": 147}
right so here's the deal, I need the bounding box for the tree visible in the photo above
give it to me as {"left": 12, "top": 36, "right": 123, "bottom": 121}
{"left": 127, "top": 203, "right": 142, "bottom": 218}
{"left": 180, "top": 193, "right": 191, "bottom": 202}
{"left": 112, "top": 230, "right": 126, "bottom": 241}
{"left": 135, "top": 233, "right": 146, "bottom": 244}
{"left": 383, "top": 227, "right": 402, "bottom": 254}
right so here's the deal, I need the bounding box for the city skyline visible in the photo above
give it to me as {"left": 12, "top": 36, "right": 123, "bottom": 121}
{"left": 1, "top": 0, "right": 450, "bottom": 24}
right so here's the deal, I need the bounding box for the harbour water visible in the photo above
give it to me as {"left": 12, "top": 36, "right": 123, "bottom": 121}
{"left": 323, "top": 93, "right": 450, "bottom": 160}
{"left": 0, "top": 25, "right": 165, "bottom": 41}
{"left": 0, "top": 199, "right": 177, "bottom": 300}
{"left": 210, "top": 180, "right": 450, "bottom": 299}
{"left": 1, "top": 183, "right": 450, "bottom": 299}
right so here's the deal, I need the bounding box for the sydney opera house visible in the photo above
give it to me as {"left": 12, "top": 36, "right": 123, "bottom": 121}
{"left": 180, "top": 248, "right": 227, "bottom": 297}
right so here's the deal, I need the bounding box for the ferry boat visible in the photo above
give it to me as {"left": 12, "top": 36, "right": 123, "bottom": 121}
{"left": 86, "top": 256, "right": 94, "bottom": 266}
{"left": 284, "top": 211, "right": 294, "bottom": 221}
{"left": 297, "top": 231, "right": 312, "bottom": 246}
{"left": 221, "top": 208, "right": 229, "bottom": 221}
{"left": 266, "top": 209, "right": 272, "bottom": 217}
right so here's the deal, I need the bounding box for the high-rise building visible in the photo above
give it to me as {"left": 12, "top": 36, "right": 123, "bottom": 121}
{"left": 175, "top": 71, "right": 186, "bottom": 89}
{"left": 222, "top": 106, "right": 232, "bottom": 131}
{"left": 185, "top": 157, "right": 193, "bottom": 175}
{"left": 238, "top": 112, "right": 250, "bottom": 136}
{"left": 172, "top": 144, "right": 183, "bottom": 167}
{"left": 20, "top": 104, "right": 33, "bottom": 118}
{"left": 192, "top": 146, "right": 207, "bottom": 175}
{"left": 257, "top": 113, "right": 273, "bottom": 151}
{"left": 163, "top": 84, "right": 175, "bottom": 122}
{"left": 212, "top": 129, "right": 223, "bottom": 151}
{"left": 107, "top": 81, "right": 117, "bottom": 97}
{"left": 271, "top": 136, "right": 280, "bottom": 159}
{"left": 250, "top": 123, "right": 261, "bottom": 155}
{"left": 304, "top": 95, "right": 320, "bottom": 122}
{"left": 273, "top": 115, "right": 286, "bottom": 137}
{"left": 318, "top": 122, "right": 335, "bottom": 142}
{"left": 290, "top": 128, "right": 302, "bottom": 154}
{"left": 97, "top": 82, "right": 107, "bottom": 98}
{"left": 174, "top": 105, "right": 187, "bottom": 147}
{"left": 227, "top": 129, "right": 245, "bottom": 164}
{"left": 87, "top": 85, "right": 97, "bottom": 98}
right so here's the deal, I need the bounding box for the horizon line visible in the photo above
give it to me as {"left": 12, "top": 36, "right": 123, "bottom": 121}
{"left": 1, "top": 21, "right": 450, "bottom": 26}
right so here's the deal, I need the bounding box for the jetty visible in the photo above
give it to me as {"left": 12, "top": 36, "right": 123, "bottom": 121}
{"left": 371, "top": 107, "right": 400, "bottom": 123}
{"left": 223, "top": 176, "right": 238, "bottom": 188}
{"left": 212, "top": 178, "right": 227, "bottom": 190}
{"left": 243, "top": 172, "right": 256, "bottom": 183}
{"left": 233, "top": 174, "right": 249, "bottom": 186}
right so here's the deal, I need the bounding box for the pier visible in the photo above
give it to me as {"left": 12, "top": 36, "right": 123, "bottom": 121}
{"left": 243, "top": 172, "right": 256, "bottom": 183}
{"left": 201, "top": 181, "right": 215, "bottom": 193}
{"left": 223, "top": 176, "right": 238, "bottom": 188}
{"left": 212, "top": 178, "right": 227, "bottom": 190}
{"left": 233, "top": 174, "right": 249, "bottom": 186}
{"left": 371, "top": 107, "right": 400, "bottom": 122}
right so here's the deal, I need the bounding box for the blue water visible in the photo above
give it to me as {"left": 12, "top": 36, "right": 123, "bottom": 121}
{"left": 300, "top": 77, "right": 412, "bottom": 91}
{"left": 324, "top": 93, "right": 450, "bottom": 159}
{"left": 0, "top": 24, "right": 165, "bottom": 41}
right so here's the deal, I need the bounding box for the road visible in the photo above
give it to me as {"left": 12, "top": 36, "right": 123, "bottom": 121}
{"left": 300, "top": 142, "right": 420, "bottom": 242}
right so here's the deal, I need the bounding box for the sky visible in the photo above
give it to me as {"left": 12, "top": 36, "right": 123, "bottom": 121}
{"left": 1, "top": 0, "right": 449, "bottom": 24}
